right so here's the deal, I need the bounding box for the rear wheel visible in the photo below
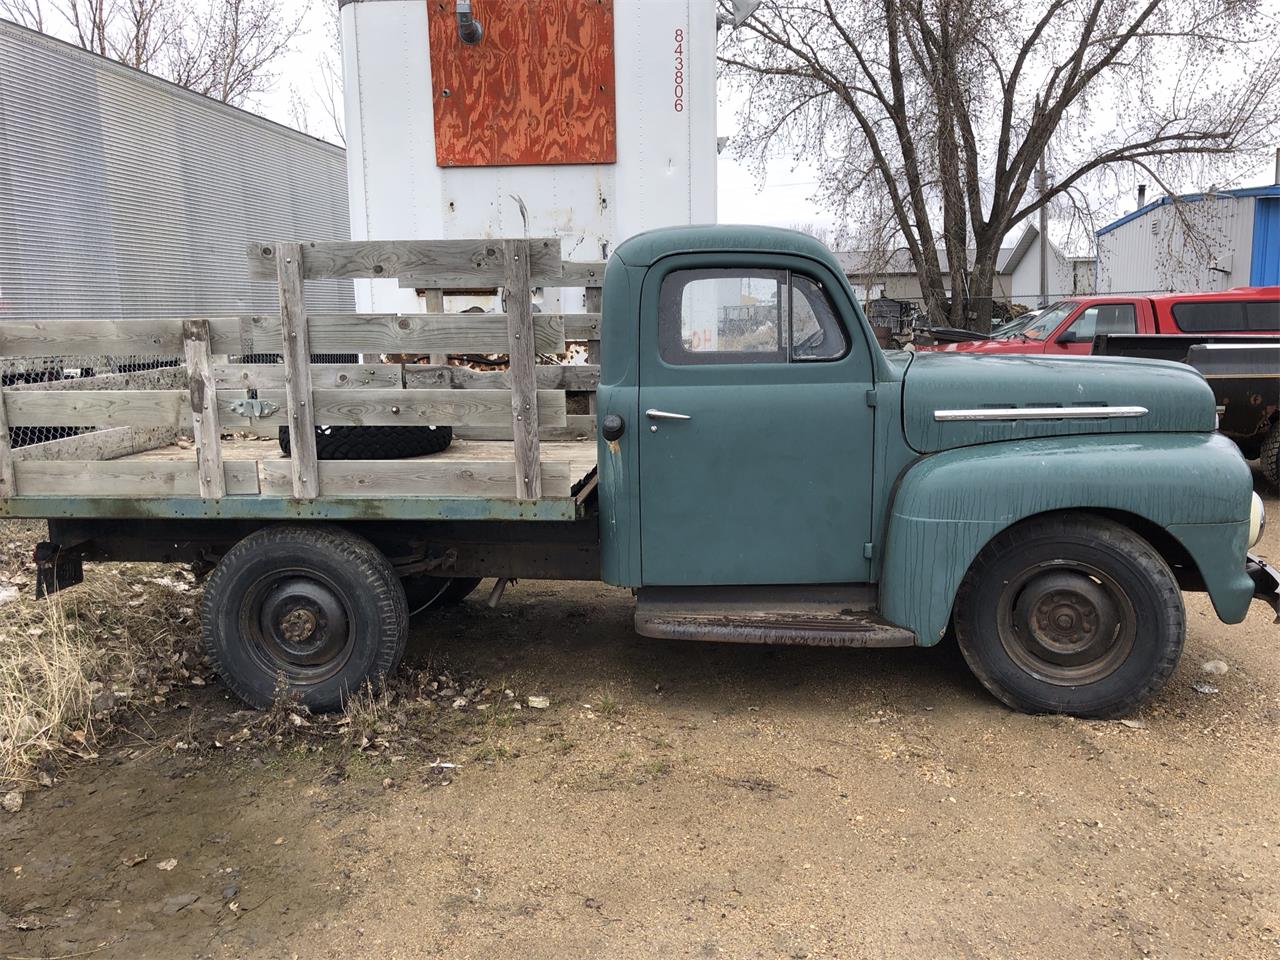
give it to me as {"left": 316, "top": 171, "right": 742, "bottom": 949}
{"left": 201, "top": 525, "right": 408, "bottom": 710}
{"left": 953, "top": 514, "right": 1183, "bottom": 719}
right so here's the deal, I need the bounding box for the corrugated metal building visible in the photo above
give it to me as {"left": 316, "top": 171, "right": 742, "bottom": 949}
{"left": 1095, "top": 185, "right": 1280, "bottom": 293}
{"left": 0, "top": 18, "right": 353, "bottom": 321}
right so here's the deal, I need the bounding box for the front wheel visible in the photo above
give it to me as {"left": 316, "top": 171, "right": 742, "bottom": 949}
{"left": 953, "top": 514, "right": 1184, "bottom": 719}
{"left": 1261, "top": 421, "right": 1280, "bottom": 487}
{"left": 201, "top": 525, "right": 408, "bottom": 710}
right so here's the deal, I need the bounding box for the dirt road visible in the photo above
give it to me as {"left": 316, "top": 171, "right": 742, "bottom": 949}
{"left": 2, "top": 495, "right": 1278, "bottom": 959}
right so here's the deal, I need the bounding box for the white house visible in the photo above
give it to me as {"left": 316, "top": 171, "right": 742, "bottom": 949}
{"left": 839, "top": 224, "right": 1092, "bottom": 310}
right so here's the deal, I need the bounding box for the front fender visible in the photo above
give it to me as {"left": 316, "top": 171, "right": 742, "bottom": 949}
{"left": 879, "top": 432, "right": 1255, "bottom": 645}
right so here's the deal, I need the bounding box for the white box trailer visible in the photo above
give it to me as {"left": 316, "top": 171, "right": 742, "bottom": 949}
{"left": 338, "top": 0, "right": 718, "bottom": 314}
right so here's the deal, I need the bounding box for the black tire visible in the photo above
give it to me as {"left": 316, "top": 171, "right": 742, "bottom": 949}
{"left": 953, "top": 514, "right": 1184, "bottom": 719}
{"left": 401, "top": 574, "right": 484, "bottom": 616}
{"left": 1262, "top": 421, "right": 1280, "bottom": 487}
{"left": 200, "top": 525, "right": 408, "bottom": 711}
{"left": 278, "top": 424, "right": 453, "bottom": 460}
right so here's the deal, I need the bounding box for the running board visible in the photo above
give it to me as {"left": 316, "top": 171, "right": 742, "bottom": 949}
{"left": 634, "top": 585, "right": 917, "bottom": 648}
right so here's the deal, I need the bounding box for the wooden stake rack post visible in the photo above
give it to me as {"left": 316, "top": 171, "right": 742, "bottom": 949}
{"left": 0, "top": 238, "right": 604, "bottom": 515}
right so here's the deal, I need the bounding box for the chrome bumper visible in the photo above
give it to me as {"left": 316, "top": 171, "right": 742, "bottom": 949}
{"left": 1248, "top": 553, "right": 1280, "bottom": 623}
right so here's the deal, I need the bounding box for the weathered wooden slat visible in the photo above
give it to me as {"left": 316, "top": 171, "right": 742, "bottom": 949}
{"left": 219, "top": 389, "right": 566, "bottom": 429}
{"left": 585, "top": 285, "right": 602, "bottom": 416}
{"left": 8, "top": 367, "right": 187, "bottom": 392}
{"left": 257, "top": 459, "right": 573, "bottom": 499}
{"left": 404, "top": 364, "right": 599, "bottom": 391}
{"left": 0, "top": 320, "right": 179, "bottom": 357}
{"left": 561, "top": 314, "right": 600, "bottom": 340}
{"left": 554, "top": 261, "right": 608, "bottom": 286}
{"left": 504, "top": 240, "right": 542, "bottom": 499}
{"left": 277, "top": 242, "right": 319, "bottom": 499}
{"left": 422, "top": 288, "right": 447, "bottom": 368}
{"left": 11, "top": 426, "right": 161, "bottom": 463}
{"left": 247, "top": 238, "right": 562, "bottom": 283}
{"left": 398, "top": 260, "right": 607, "bottom": 288}
{"left": 3, "top": 390, "right": 186, "bottom": 428}
{"left": 0, "top": 312, "right": 582, "bottom": 360}
{"left": 183, "top": 319, "right": 225, "bottom": 499}
{"left": 14, "top": 460, "right": 260, "bottom": 497}
{"left": 213, "top": 363, "right": 403, "bottom": 391}
{"left": 455, "top": 414, "right": 595, "bottom": 442}
{"left": 0, "top": 317, "right": 260, "bottom": 358}
{"left": 237, "top": 313, "right": 566, "bottom": 355}
{"left": 0, "top": 388, "right": 14, "bottom": 497}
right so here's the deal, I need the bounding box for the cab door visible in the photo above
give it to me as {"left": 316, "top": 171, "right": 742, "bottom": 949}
{"left": 636, "top": 255, "right": 876, "bottom": 586}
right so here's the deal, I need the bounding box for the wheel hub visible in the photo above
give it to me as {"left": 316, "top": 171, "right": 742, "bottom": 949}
{"left": 1000, "top": 567, "right": 1135, "bottom": 685}
{"left": 257, "top": 577, "right": 350, "bottom": 668}
{"left": 279, "top": 608, "right": 318, "bottom": 643}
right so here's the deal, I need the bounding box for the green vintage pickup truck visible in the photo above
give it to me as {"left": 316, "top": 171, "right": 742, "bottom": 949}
{"left": 5, "top": 226, "right": 1276, "bottom": 719}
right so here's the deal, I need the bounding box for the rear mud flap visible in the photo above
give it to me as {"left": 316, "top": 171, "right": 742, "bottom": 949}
{"left": 34, "top": 541, "right": 84, "bottom": 599}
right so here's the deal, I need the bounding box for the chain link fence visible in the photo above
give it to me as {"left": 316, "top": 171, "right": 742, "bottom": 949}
{"left": 2, "top": 355, "right": 184, "bottom": 449}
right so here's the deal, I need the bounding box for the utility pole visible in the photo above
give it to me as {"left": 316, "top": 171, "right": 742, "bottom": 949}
{"left": 1037, "top": 155, "right": 1048, "bottom": 307}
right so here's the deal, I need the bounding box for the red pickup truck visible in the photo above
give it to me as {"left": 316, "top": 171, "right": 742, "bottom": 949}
{"left": 919, "top": 287, "right": 1280, "bottom": 354}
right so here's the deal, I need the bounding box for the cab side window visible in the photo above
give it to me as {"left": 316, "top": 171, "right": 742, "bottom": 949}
{"left": 791, "top": 274, "right": 849, "bottom": 361}
{"left": 1061, "top": 303, "right": 1136, "bottom": 342}
{"left": 659, "top": 268, "right": 850, "bottom": 365}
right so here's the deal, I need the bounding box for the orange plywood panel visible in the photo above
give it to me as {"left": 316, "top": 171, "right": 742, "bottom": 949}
{"left": 427, "top": 0, "right": 617, "bottom": 168}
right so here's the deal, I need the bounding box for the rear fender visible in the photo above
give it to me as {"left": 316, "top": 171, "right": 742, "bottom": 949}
{"left": 879, "top": 433, "right": 1255, "bottom": 645}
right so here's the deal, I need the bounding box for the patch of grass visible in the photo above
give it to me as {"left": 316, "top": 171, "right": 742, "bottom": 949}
{"left": 472, "top": 741, "right": 512, "bottom": 763}
{"left": 0, "top": 594, "right": 107, "bottom": 783}
{"left": 641, "top": 758, "right": 672, "bottom": 780}
{"left": 591, "top": 687, "right": 623, "bottom": 720}
{"left": 1, "top": 520, "right": 205, "bottom": 785}
{"left": 544, "top": 731, "right": 576, "bottom": 755}
{"left": 339, "top": 680, "right": 393, "bottom": 744}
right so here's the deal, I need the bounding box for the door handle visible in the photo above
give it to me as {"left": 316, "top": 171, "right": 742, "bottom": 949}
{"left": 646, "top": 408, "right": 692, "bottom": 421}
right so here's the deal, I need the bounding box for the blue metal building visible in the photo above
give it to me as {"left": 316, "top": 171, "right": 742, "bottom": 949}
{"left": 1095, "top": 184, "right": 1280, "bottom": 292}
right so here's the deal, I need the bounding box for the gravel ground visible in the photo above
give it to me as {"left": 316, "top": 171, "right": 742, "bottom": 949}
{"left": 1, "top": 489, "right": 1277, "bottom": 959}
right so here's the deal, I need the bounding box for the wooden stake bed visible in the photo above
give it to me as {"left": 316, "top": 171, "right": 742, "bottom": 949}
{"left": 0, "top": 238, "right": 603, "bottom": 523}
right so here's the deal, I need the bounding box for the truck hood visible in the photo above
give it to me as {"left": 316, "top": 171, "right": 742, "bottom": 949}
{"left": 902, "top": 352, "right": 1216, "bottom": 453}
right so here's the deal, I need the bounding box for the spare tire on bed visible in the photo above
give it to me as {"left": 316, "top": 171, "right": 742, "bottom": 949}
{"left": 278, "top": 425, "right": 454, "bottom": 460}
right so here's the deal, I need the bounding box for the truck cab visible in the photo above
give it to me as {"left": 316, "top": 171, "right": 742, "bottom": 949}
{"left": 593, "top": 226, "right": 1275, "bottom": 716}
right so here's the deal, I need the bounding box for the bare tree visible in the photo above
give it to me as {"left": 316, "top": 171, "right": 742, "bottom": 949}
{"left": 3, "top": 0, "right": 171, "bottom": 65}
{"left": 720, "top": 0, "right": 1280, "bottom": 330}
{"left": 113, "top": 0, "right": 177, "bottom": 70}
{"left": 166, "top": 0, "right": 304, "bottom": 105}
{"left": 288, "top": 0, "right": 344, "bottom": 144}
{"left": 0, "top": 0, "right": 47, "bottom": 31}
{"left": 3, "top": 0, "right": 303, "bottom": 109}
